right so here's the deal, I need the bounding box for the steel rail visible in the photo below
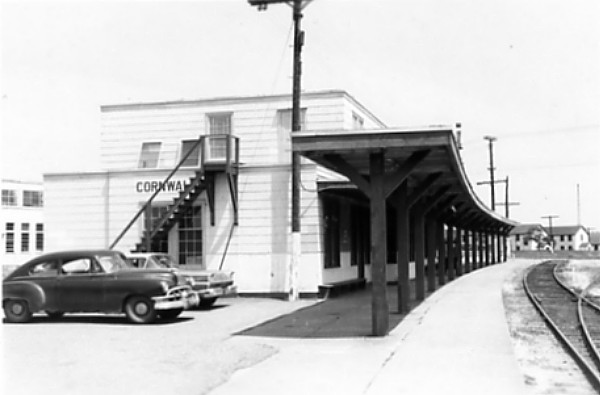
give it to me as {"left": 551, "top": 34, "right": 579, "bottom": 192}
{"left": 523, "top": 260, "right": 600, "bottom": 391}
{"left": 580, "top": 280, "right": 600, "bottom": 371}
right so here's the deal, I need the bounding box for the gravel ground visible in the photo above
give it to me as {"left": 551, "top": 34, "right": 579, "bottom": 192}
{"left": 502, "top": 259, "right": 599, "bottom": 395}
{"left": 1, "top": 297, "right": 318, "bottom": 395}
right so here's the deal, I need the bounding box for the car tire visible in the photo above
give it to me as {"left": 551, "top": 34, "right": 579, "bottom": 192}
{"left": 45, "top": 311, "right": 65, "bottom": 319}
{"left": 157, "top": 308, "right": 183, "bottom": 321}
{"left": 4, "top": 299, "right": 32, "bottom": 323}
{"left": 124, "top": 296, "right": 157, "bottom": 324}
{"left": 199, "top": 297, "right": 217, "bottom": 308}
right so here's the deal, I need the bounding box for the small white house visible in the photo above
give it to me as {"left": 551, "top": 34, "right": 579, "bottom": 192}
{"left": 509, "top": 223, "right": 549, "bottom": 252}
{"left": 551, "top": 225, "right": 590, "bottom": 251}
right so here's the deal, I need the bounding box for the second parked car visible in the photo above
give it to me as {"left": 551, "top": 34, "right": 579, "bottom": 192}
{"left": 126, "top": 252, "right": 237, "bottom": 307}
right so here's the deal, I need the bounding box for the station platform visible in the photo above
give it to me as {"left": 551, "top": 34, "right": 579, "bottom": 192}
{"left": 211, "top": 261, "right": 536, "bottom": 395}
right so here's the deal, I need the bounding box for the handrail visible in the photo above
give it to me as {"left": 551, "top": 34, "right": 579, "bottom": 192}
{"left": 109, "top": 136, "right": 205, "bottom": 249}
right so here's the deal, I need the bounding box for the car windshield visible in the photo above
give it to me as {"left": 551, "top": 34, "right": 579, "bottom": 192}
{"left": 96, "top": 252, "right": 131, "bottom": 274}
{"left": 147, "top": 254, "right": 179, "bottom": 269}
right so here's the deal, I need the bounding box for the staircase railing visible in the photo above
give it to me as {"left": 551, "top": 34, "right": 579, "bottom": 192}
{"left": 109, "top": 135, "right": 239, "bottom": 250}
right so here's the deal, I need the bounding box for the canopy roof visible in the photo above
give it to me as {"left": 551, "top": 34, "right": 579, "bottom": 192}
{"left": 293, "top": 126, "right": 517, "bottom": 233}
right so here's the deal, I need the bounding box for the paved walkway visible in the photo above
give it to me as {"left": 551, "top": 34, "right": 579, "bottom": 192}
{"left": 210, "top": 262, "right": 533, "bottom": 395}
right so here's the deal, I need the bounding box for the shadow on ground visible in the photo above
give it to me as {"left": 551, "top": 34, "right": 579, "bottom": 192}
{"left": 238, "top": 281, "right": 440, "bottom": 339}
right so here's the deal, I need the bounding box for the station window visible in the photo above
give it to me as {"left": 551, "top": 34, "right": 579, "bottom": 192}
{"left": 178, "top": 205, "right": 202, "bottom": 266}
{"left": 2, "top": 189, "right": 17, "bottom": 206}
{"left": 352, "top": 112, "right": 364, "bottom": 129}
{"left": 180, "top": 140, "right": 201, "bottom": 167}
{"left": 23, "top": 190, "right": 43, "bottom": 207}
{"left": 207, "top": 113, "right": 233, "bottom": 160}
{"left": 138, "top": 142, "right": 162, "bottom": 168}
{"left": 36, "top": 223, "right": 44, "bottom": 252}
{"left": 21, "top": 223, "right": 30, "bottom": 252}
{"left": 322, "top": 197, "right": 341, "bottom": 269}
{"left": 277, "top": 108, "right": 306, "bottom": 132}
{"left": 5, "top": 223, "right": 14, "bottom": 253}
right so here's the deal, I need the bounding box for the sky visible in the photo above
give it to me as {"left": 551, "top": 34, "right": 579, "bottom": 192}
{"left": 1, "top": 0, "right": 599, "bottom": 230}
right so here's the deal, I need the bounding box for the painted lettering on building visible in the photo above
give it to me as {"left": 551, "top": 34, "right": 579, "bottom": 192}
{"left": 136, "top": 180, "right": 185, "bottom": 193}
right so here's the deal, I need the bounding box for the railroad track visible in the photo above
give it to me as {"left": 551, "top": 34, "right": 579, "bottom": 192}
{"left": 523, "top": 260, "right": 600, "bottom": 391}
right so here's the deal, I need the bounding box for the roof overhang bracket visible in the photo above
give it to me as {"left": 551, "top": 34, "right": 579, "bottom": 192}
{"left": 384, "top": 149, "right": 431, "bottom": 198}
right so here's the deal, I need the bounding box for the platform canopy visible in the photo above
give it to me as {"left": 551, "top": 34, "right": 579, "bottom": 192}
{"left": 293, "top": 126, "right": 517, "bottom": 336}
{"left": 293, "top": 126, "right": 516, "bottom": 230}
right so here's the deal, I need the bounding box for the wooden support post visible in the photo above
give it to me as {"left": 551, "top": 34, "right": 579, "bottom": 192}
{"left": 369, "top": 152, "right": 389, "bottom": 336}
{"left": 436, "top": 219, "right": 446, "bottom": 286}
{"left": 478, "top": 230, "right": 485, "bottom": 268}
{"left": 396, "top": 181, "right": 410, "bottom": 314}
{"left": 426, "top": 214, "right": 437, "bottom": 292}
{"left": 502, "top": 234, "right": 508, "bottom": 262}
{"left": 414, "top": 205, "right": 426, "bottom": 301}
{"left": 472, "top": 230, "right": 479, "bottom": 270}
{"left": 447, "top": 225, "right": 455, "bottom": 281}
{"left": 455, "top": 227, "right": 463, "bottom": 276}
{"left": 496, "top": 233, "right": 502, "bottom": 263}
{"left": 484, "top": 232, "right": 488, "bottom": 266}
{"left": 490, "top": 231, "right": 496, "bottom": 264}
{"left": 464, "top": 229, "right": 471, "bottom": 273}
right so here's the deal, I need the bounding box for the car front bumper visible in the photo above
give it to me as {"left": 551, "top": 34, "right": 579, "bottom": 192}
{"left": 152, "top": 286, "right": 200, "bottom": 310}
{"left": 191, "top": 284, "right": 237, "bottom": 300}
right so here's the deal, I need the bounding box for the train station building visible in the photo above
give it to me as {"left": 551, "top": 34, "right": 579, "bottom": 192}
{"left": 43, "top": 90, "right": 517, "bottom": 335}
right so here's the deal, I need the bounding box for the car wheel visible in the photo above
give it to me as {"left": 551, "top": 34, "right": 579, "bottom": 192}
{"left": 157, "top": 308, "right": 183, "bottom": 321}
{"left": 4, "top": 299, "right": 32, "bottom": 323}
{"left": 124, "top": 296, "right": 157, "bottom": 324}
{"left": 45, "top": 311, "right": 65, "bottom": 319}
{"left": 199, "top": 297, "right": 217, "bottom": 308}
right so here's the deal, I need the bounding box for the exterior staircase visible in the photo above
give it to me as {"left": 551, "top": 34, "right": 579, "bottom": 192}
{"left": 110, "top": 135, "right": 239, "bottom": 253}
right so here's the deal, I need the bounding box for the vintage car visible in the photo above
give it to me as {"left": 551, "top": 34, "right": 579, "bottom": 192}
{"left": 2, "top": 250, "right": 200, "bottom": 324}
{"left": 126, "top": 252, "right": 237, "bottom": 307}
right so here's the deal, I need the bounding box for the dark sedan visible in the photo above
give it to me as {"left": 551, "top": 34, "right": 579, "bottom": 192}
{"left": 2, "top": 250, "right": 199, "bottom": 324}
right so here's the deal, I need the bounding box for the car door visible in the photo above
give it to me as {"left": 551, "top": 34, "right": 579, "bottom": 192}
{"left": 25, "top": 258, "right": 61, "bottom": 311}
{"left": 57, "top": 255, "right": 106, "bottom": 312}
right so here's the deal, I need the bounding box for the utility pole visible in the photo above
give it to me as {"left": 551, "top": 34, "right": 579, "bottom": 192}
{"left": 542, "top": 215, "right": 559, "bottom": 248}
{"left": 496, "top": 176, "right": 520, "bottom": 218}
{"left": 477, "top": 136, "right": 498, "bottom": 211}
{"left": 249, "top": 0, "right": 312, "bottom": 300}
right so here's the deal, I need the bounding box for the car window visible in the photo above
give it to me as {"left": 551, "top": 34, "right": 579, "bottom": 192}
{"left": 62, "top": 258, "right": 92, "bottom": 274}
{"left": 29, "top": 260, "right": 59, "bottom": 277}
{"left": 127, "top": 258, "right": 146, "bottom": 268}
{"left": 155, "top": 255, "right": 178, "bottom": 269}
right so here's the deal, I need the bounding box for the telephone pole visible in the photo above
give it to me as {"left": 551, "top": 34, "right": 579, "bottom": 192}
{"left": 477, "top": 136, "right": 498, "bottom": 210}
{"left": 496, "top": 176, "right": 520, "bottom": 218}
{"left": 541, "top": 215, "right": 559, "bottom": 247}
{"left": 248, "top": 0, "right": 312, "bottom": 300}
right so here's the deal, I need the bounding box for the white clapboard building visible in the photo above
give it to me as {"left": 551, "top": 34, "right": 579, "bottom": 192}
{"left": 43, "top": 90, "right": 387, "bottom": 296}
{"left": 1, "top": 179, "right": 45, "bottom": 275}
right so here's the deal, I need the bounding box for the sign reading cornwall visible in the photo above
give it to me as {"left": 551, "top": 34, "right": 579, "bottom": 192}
{"left": 136, "top": 180, "right": 185, "bottom": 193}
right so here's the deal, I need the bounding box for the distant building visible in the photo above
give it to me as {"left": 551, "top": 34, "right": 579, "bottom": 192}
{"left": 1, "top": 179, "right": 45, "bottom": 274}
{"left": 590, "top": 230, "right": 600, "bottom": 251}
{"left": 550, "top": 225, "right": 590, "bottom": 251}
{"left": 509, "top": 223, "right": 550, "bottom": 252}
